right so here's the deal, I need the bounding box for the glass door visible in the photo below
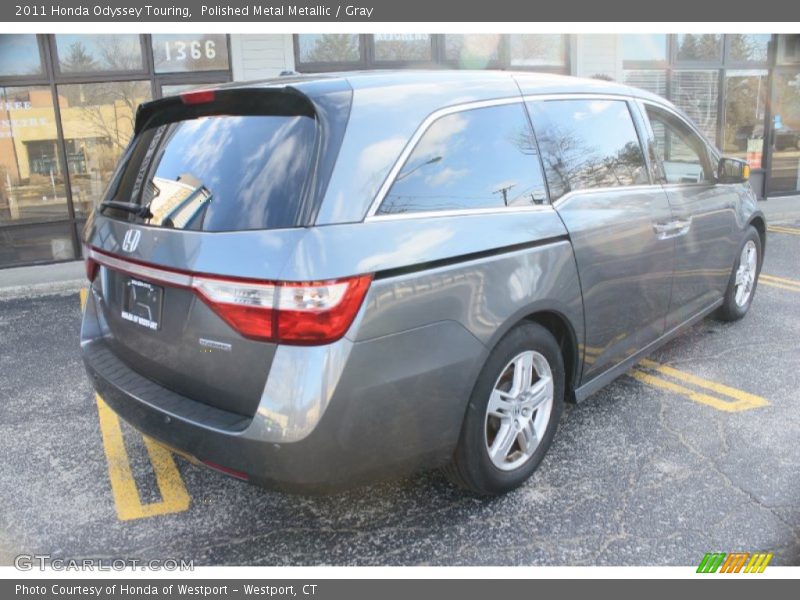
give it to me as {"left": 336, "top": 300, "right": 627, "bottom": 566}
{"left": 769, "top": 69, "right": 800, "bottom": 194}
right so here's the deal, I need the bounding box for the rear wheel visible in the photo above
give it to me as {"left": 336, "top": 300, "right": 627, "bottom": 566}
{"left": 715, "top": 226, "right": 762, "bottom": 322}
{"left": 446, "top": 322, "right": 564, "bottom": 495}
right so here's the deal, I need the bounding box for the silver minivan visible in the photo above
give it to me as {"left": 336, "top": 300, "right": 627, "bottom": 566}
{"left": 81, "top": 71, "right": 765, "bottom": 495}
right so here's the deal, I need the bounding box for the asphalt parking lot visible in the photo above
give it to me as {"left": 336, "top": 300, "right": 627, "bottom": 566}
{"left": 1, "top": 221, "right": 799, "bottom": 567}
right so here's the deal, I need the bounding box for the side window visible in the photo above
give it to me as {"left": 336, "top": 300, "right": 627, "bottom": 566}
{"left": 527, "top": 99, "right": 649, "bottom": 201}
{"left": 645, "top": 105, "right": 713, "bottom": 185}
{"left": 377, "top": 103, "right": 548, "bottom": 215}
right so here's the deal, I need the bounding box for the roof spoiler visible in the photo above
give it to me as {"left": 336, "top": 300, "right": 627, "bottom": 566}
{"left": 134, "top": 86, "right": 317, "bottom": 134}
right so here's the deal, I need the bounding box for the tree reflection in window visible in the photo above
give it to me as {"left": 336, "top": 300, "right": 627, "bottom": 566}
{"left": 378, "top": 103, "right": 548, "bottom": 215}
{"left": 528, "top": 99, "right": 649, "bottom": 200}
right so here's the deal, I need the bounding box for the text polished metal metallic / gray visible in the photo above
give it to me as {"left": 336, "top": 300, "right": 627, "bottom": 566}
{"left": 80, "top": 71, "right": 766, "bottom": 492}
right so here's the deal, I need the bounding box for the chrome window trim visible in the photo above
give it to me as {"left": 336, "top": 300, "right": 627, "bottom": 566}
{"left": 88, "top": 247, "right": 193, "bottom": 287}
{"left": 364, "top": 92, "right": 689, "bottom": 222}
{"left": 638, "top": 97, "right": 721, "bottom": 188}
{"left": 365, "top": 204, "right": 555, "bottom": 223}
{"left": 525, "top": 95, "right": 661, "bottom": 206}
{"left": 550, "top": 184, "right": 663, "bottom": 208}
{"left": 363, "top": 96, "right": 524, "bottom": 220}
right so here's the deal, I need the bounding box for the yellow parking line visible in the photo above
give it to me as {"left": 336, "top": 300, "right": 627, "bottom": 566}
{"left": 79, "top": 288, "right": 88, "bottom": 311}
{"left": 96, "top": 394, "right": 190, "bottom": 520}
{"left": 633, "top": 359, "right": 768, "bottom": 412}
{"left": 759, "top": 274, "right": 800, "bottom": 292}
{"left": 767, "top": 225, "right": 800, "bottom": 235}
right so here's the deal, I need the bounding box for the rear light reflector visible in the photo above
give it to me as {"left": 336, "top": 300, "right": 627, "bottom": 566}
{"left": 180, "top": 89, "right": 216, "bottom": 105}
{"left": 201, "top": 459, "right": 249, "bottom": 481}
{"left": 86, "top": 247, "right": 372, "bottom": 345}
{"left": 277, "top": 277, "right": 373, "bottom": 344}
{"left": 84, "top": 247, "right": 99, "bottom": 282}
{"left": 193, "top": 277, "right": 277, "bottom": 341}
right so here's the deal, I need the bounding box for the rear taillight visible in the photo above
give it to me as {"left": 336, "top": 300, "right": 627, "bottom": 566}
{"left": 86, "top": 247, "right": 372, "bottom": 345}
{"left": 180, "top": 89, "right": 215, "bottom": 105}
{"left": 193, "top": 275, "right": 372, "bottom": 345}
{"left": 85, "top": 250, "right": 99, "bottom": 282}
{"left": 276, "top": 277, "right": 374, "bottom": 344}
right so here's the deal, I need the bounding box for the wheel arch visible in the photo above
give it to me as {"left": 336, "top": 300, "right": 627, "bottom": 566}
{"left": 747, "top": 213, "right": 767, "bottom": 258}
{"left": 482, "top": 305, "right": 582, "bottom": 404}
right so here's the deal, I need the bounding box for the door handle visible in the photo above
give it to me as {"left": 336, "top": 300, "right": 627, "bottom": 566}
{"left": 653, "top": 218, "right": 692, "bottom": 240}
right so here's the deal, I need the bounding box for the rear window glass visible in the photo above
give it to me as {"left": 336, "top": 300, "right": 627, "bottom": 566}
{"left": 103, "top": 114, "right": 316, "bottom": 231}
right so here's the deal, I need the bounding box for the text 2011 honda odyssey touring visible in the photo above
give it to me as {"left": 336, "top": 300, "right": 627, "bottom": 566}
{"left": 81, "top": 71, "right": 765, "bottom": 495}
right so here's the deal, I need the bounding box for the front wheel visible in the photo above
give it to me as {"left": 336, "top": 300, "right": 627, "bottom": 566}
{"left": 715, "top": 226, "right": 762, "bottom": 322}
{"left": 446, "top": 322, "right": 564, "bottom": 495}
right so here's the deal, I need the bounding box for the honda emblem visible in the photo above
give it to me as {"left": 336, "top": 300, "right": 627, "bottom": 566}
{"left": 121, "top": 229, "right": 141, "bottom": 253}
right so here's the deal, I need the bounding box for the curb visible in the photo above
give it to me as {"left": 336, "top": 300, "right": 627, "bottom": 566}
{"left": 0, "top": 279, "right": 85, "bottom": 301}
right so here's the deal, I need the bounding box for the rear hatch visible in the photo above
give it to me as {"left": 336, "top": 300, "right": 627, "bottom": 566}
{"left": 84, "top": 84, "right": 352, "bottom": 418}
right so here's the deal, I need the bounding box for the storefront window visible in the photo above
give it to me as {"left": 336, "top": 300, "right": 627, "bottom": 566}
{"left": 723, "top": 70, "right": 768, "bottom": 167}
{"left": 769, "top": 70, "right": 800, "bottom": 193}
{"left": 623, "top": 70, "right": 667, "bottom": 96}
{"left": 443, "top": 35, "right": 501, "bottom": 67}
{"left": 152, "top": 34, "right": 229, "bottom": 73}
{"left": 509, "top": 35, "right": 566, "bottom": 68}
{"left": 675, "top": 34, "right": 723, "bottom": 63}
{"left": 622, "top": 34, "right": 667, "bottom": 64}
{"left": 55, "top": 34, "right": 144, "bottom": 73}
{"left": 297, "top": 34, "right": 361, "bottom": 65}
{"left": 373, "top": 34, "right": 432, "bottom": 62}
{"left": 0, "top": 35, "right": 43, "bottom": 77}
{"left": 0, "top": 86, "right": 68, "bottom": 225}
{"left": 0, "top": 221, "right": 75, "bottom": 266}
{"left": 727, "top": 34, "right": 770, "bottom": 64}
{"left": 777, "top": 35, "right": 800, "bottom": 64}
{"left": 670, "top": 70, "right": 719, "bottom": 142}
{"left": 57, "top": 81, "right": 151, "bottom": 217}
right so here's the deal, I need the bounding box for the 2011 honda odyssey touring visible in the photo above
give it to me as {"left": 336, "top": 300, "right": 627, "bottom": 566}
{"left": 81, "top": 71, "right": 765, "bottom": 495}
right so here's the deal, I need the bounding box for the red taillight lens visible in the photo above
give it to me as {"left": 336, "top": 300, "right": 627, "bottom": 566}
{"left": 276, "top": 276, "right": 373, "bottom": 344}
{"left": 193, "top": 277, "right": 277, "bottom": 342}
{"left": 201, "top": 459, "right": 249, "bottom": 481}
{"left": 180, "top": 89, "right": 215, "bottom": 105}
{"left": 194, "top": 275, "right": 372, "bottom": 345}
{"left": 85, "top": 247, "right": 372, "bottom": 345}
{"left": 85, "top": 256, "right": 99, "bottom": 282}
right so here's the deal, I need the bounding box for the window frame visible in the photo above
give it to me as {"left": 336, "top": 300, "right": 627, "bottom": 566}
{"left": 0, "top": 34, "right": 233, "bottom": 268}
{"left": 671, "top": 33, "right": 724, "bottom": 68}
{"left": 367, "top": 97, "right": 554, "bottom": 220}
{"left": 293, "top": 34, "right": 571, "bottom": 75}
{"left": 0, "top": 34, "right": 48, "bottom": 83}
{"left": 50, "top": 34, "right": 150, "bottom": 80}
{"left": 525, "top": 95, "right": 655, "bottom": 202}
{"left": 723, "top": 34, "right": 772, "bottom": 68}
{"left": 639, "top": 99, "right": 719, "bottom": 188}
{"left": 293, "top": 34, "right": 368, "bottom": 72}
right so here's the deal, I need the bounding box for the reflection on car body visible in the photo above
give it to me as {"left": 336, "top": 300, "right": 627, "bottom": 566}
{"left": 81, "top": 71, "right": 766, "bottom": 495}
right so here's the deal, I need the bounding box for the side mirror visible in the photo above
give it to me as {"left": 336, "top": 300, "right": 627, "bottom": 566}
{"left": 717, "top": 157, "right": 750, "bottom": 184}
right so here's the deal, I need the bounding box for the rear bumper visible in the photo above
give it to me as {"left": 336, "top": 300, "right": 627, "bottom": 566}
{"left": 81, "top": 288, "right": 485, "bottom": 490}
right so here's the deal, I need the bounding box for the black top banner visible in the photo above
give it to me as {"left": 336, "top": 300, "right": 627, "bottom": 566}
{"left": 4, "top": 0, "right": 800, "bottom": 22}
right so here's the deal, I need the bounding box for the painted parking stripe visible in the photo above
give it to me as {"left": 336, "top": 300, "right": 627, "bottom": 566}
{"left": 631, "top": 359, "right": 768, "bottom": 412}
{"left": 96, "top": 394, "right": 190, "bottom": 520}
{"left": 81, "top": 289, "right": 191, "bottom": 520}
{"left": 767, "top": 225, "right": 800, "bottom": 236}
{"left": 759, "top": 273, "right": 800, "bottom": 292}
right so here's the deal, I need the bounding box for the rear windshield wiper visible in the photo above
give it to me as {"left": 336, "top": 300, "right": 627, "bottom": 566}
{"left": 99, "top": 200, "right": 153, "bottom": 220}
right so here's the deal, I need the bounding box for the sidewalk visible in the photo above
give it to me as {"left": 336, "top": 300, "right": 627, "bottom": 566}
{"left": 1, "top": 194, "right": 798, "bottom": 299}
{"left": 760, "top": 194, "right": 800, "bottom": 224}
{"left": 0, "top": 260, "right": 84, "bottom": 300}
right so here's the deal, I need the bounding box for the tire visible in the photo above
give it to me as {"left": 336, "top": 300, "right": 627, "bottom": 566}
{"left": 715, "top": 226, "right": 762, "bottom": 322}
{"left": 446, "top": 322, "right": 565, "bottom": 496}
